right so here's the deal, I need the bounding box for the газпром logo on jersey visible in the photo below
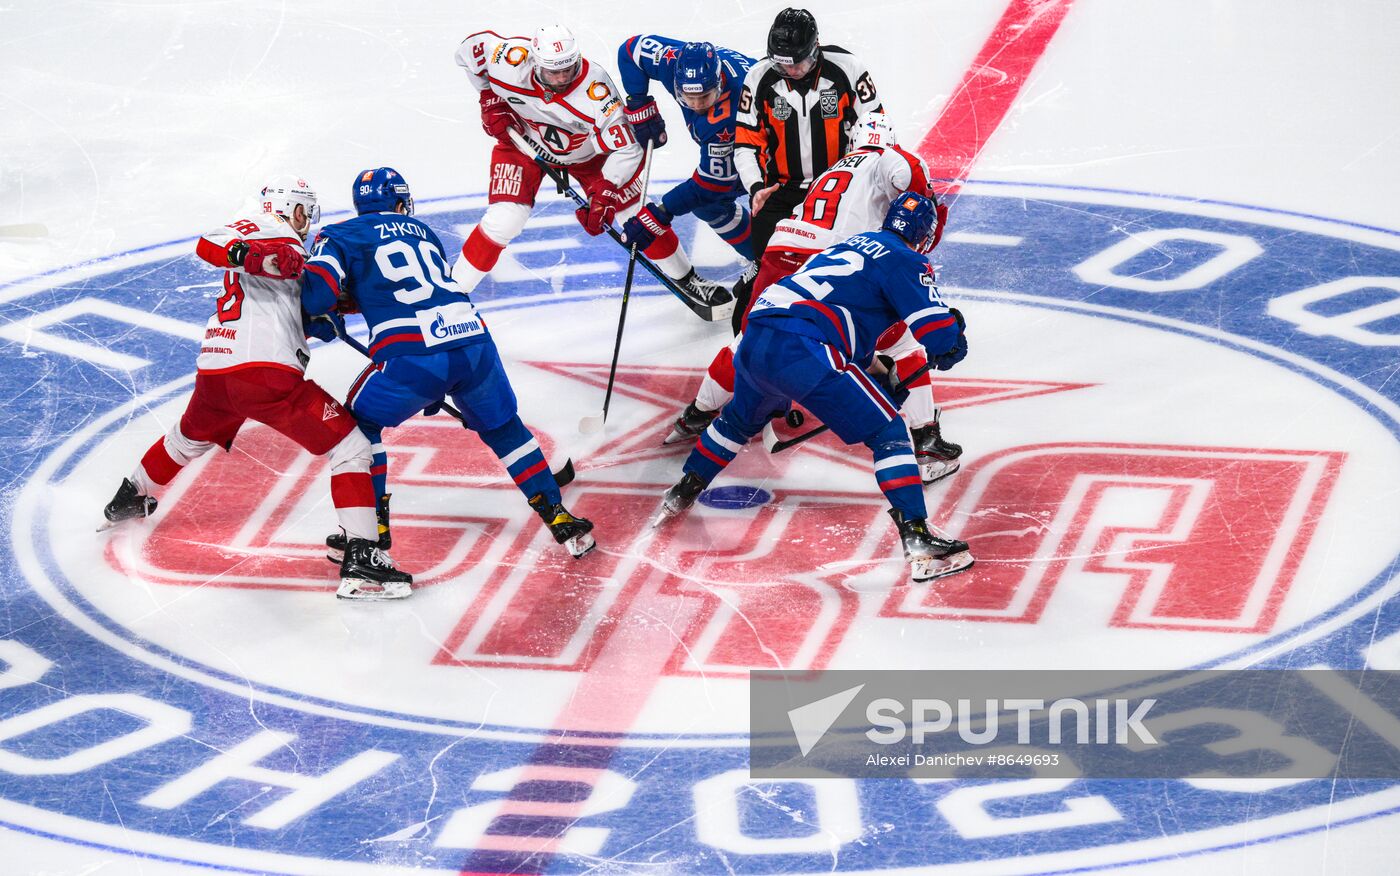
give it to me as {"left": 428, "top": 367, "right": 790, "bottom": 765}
{"left": 2, "top": 183, "right": 1399, "bottom": 873}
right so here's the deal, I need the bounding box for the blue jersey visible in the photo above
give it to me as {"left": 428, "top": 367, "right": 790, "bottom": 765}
{"left": 618, "top": 34, "right": 754, "bottom": 189}
{"left": 747, "top": 230, "right": 961, "bottom": 368}
{"left": 302, "top": 213, "right": 488, "bottom": 361}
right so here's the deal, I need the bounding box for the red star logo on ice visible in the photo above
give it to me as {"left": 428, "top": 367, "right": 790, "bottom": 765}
{"left": 716, "top": 128, "right": 735, "bottom": 142}
{"left": 525, "top": 361, "right": 1096, "bottom": 476}
{"left": 662, "top": 47, "right": 678, "bottom": 61}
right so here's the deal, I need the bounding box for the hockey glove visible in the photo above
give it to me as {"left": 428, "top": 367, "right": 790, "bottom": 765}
{"left": 303, "top": 311, "right": 344, "bottom": 342}
{"left": 884, "top": 361, "right": 913, "bottom": 405}
{"left": 480, "top": 89, "right": 524, "bottom": 140}
{"left": 242, "top": 239, "right": 304, "bottom": 279}
{"left": 930, "top": 201, "right": 949, "bottom": 250}
{"left": 931, "top": 307, "right": 967, "bottom": 370}
{"left": 623, "top": 95, "right": 667, "bottom": 148}
{"left": 577, "top": 183, "right": 626, "bottom": 236}
{"left": 620, "top": 203, "right": 672, "bottom": 250}
{"left": 335, "top": 289, "right": 360, "bottom": 314}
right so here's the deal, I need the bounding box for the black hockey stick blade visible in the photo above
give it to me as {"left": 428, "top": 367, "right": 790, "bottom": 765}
{"left": 767, "top": 423, "right": 831, "bottom": 454}
{"left": 768, "top": 363, "right": 935, "bottom": 454}
{"left": 552, "top": 457, "right": 576, "bottom": 487}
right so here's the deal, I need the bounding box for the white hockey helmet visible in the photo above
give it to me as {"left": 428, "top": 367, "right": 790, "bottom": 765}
{"left": 260, "top": 174, "right": 320, "bottom": 237}
{"left": 852, "top": 111, "right": 897, "bottom": 151}
{"left": 532, "top": 25, "right": 582, "bottom": 92}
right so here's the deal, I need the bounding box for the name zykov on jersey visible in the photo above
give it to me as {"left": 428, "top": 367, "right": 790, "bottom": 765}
{"left": 303, "top": 214, "right": 486, "bottom": 361}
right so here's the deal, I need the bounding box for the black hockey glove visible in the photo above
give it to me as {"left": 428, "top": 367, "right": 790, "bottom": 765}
{"left": 624, "top": 95, "right": 667, "bottom": 148}
{"left": 620, "top": 203, "right": 672, "bottom": 250}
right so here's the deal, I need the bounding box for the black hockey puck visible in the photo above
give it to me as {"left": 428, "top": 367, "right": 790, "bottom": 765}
{"left": 785, "top": 409, "right": 805, "bottom": 429}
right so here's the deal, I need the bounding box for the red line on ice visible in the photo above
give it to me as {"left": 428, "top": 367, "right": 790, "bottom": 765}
{"left": 918, "top": 0, "right": 1076, "bottom": 195}
{"left": 457, "top": 3, "right": 1073, "bottom": 871}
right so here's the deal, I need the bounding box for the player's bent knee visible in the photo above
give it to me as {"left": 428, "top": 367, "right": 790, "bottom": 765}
{"left": 864, "top": 415, "right": 911, "bottom": 452}
{"left": 328, "top": 428, "right": 373, "bottom": 474}
{"left": 478, "top": 202, "right": 532, "bottom": 245}
{"left": 165, "top": 428, "right": 216, "bottom": 465}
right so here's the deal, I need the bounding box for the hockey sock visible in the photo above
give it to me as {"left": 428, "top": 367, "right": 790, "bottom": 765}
{"left": 866, "top": 418, "right": 927, "bottom": 520}
{"left": 479, "top": 415, "right": 559, "bottom": 505}
{"left": 683, "top": 417, "right": 748, "bottom": 483}
{"left": 360, "top": 424, "right": 388, "bottom": 501}
{"left": 896, "top": 351, "right": 936, "bottom": 428}
{"left": 695, "top": 338, "right": 740, "bottom": 412}
{"left": 328, "top": 429, "right": 377, "bottom": 540}
{"left": 710, "top": 205, "right": 754, "bottom": 262}
{"left": 455, "top": 226, "right": 507, "bottom": 294}
{"left": 132, "top": 428, "right": 215, "bottom": 494}
{"left": 644, "top": 232, "right": 692, "bottom": 279}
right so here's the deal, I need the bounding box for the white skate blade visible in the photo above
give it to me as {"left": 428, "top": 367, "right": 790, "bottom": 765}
{"left": 910, "top": 550, "right": 974, "bottom": 583}
{"left": 336, "top": 578, "right": 412, "bottom": 601}
{"left": 650, "top": 502, "right": 685, "bottom": 529}
{"left": 96, "top": 514, "right": 149, "bottom": 533}
{"left": 920, "top": 458, "right": 961, "bottom": 485}
{"left": 565, "top": 532, "right": 597, "bottom": 559}
{"left": 663, "top": 425, "right": 696, "bottom": 445}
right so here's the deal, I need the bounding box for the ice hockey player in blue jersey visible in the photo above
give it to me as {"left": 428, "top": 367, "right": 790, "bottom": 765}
{"left": 302, "top": 167, "right": 597, "bottom": 566}
{"left": 617, "top": 37, "right": 757, "bottom": 294}
{"left": 655, "top": 192, "right": 973, "bottom": 582}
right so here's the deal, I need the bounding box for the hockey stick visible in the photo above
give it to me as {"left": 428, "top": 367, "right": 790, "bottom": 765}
{"left": 762, "top": 362, "right": 934, "bottom": 454}
{"left": 578, "top": 141, "right": 654, "bottom": 436}
{"left": 505, "top": 128, "right": 733, "bottom": 323}
{"left": 321, "top": 317, "right": 576, "bottom": 487}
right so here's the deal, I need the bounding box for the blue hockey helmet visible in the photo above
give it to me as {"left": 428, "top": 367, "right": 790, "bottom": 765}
{"left": 882, "top": 191, "right": 940, "bottom": 253}
{"left": 674, "top": 42, "right": 722, "bottom": 111}
{"left": 352, "top": 167, "right": 414, "bottom": 216}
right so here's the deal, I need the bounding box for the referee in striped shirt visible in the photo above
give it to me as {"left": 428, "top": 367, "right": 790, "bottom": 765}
{"left": 733, "top": 7, "right": 883, "bottom": 325}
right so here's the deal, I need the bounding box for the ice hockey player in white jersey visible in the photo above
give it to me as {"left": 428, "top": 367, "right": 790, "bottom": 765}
{"left": 668, "top": 112, "right": 962, "bottom": 484}
{"left": 98, "top": 176, "right": 413, "bottom": 601}
{"left": 452, "top": 25, "right": 730, "bottom": 314}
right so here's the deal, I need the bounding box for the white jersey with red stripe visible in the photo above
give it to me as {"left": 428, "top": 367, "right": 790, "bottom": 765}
{"left": 766, "top": 145, "right": 931, "bottom": 256}
{"left": 193, "top": 210, "right": 308, "bottom": 374}
{"left": 455, "top": 31, "right": 641, "bottom": 184}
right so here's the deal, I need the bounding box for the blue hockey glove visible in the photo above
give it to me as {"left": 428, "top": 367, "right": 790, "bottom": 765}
{"left": 624, "top": 95, "right": 667, "bottom": 148}
{"left": 303, "top": 311, "right": 344, "bottom": 342}
{"left": 933, "top": 334, "right": 968, "bottom": 371}
{"left": 620, "top": 203, "right": 672, "bottom": 250}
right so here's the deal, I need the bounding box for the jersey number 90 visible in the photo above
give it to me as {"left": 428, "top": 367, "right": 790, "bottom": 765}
{"left": 374, "top": 240, "right": 457, "bottom": 304}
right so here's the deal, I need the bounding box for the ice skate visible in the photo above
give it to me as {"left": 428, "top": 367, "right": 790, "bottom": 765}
{"left": 674, "top": 269, "right": 736, "bottom": 322}
{"left": 664, "top": 401, "right": 719, "bottom": 445}
{"left": 652, "top": 472, "right": 706, "bottom": 526}
{"left": 326, "top": 494, "right": 392, "bottom": 563}
{"left": 98, "top": 478, "right": 157, "bottom": 531}
{"left": 530, "top": 494, "right": 596, "bottom": 558}
{"left": 337, "top": 537, "right": 413, "bottom": 600}
{"left": 888, "top": 509, "right": 973, "bottom": 583}
{"left": 911, "top": 418, "right": 962, "bottom": 484}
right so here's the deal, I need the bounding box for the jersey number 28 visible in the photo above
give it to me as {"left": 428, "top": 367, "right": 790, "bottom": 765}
{"left": 796, "top": 171, "right": 853, "bottom": 229}
{"left": 374, "top": 240, "right": 455, "bottom": 304}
